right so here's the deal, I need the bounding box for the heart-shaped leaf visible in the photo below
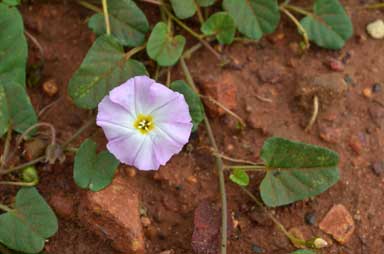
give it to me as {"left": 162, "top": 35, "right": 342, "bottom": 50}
{"left": 201, "top": 12, "right": 235, "bottom": 44}
{"left": 74, "top": 139, "right": 120, "bottom": 192}
{"left": 0, "top": 3, "right": 28, "bottom": 86}
{"left": 260, "top": 137, "right": 340, "bottom": 207}
{"left": 229, "top": 168, "right": 249, "bottom": 186}
{"left": 88, "top": 0, "right": 149, "bottom": 47}
{"left": 0, "top": 78, "right": 37, "bottom": 137}
{"left": 68, "top": 35, "right": 147, "bottom": 109}
{"left": 223, "top": 0, "right": 280, "bottom": 40}
{"left": 146, "top": 22, "right": 186, "bottom": 66}
{"left": 170, "top": 80, "right": 204, "bottom": 132}
{"left": 169, "top": 0, "right": 196, "bottom": 19}
{"left": 0, "top": 187, "right": 58, "bottom": 253}
{"left": 197, "top": 0, "right": 216, "bottom": 7}
{"left": 300, "top": 0, "right": 353, "bottom": 49}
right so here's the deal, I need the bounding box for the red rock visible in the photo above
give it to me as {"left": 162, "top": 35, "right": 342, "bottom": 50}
{"left": 319, "top": 204, "right": 355, "bottom": 244}
{"left": 349, "top": 133, "right": 366, "bottom": 155}
{"left": 199, "top": 72, "right": 238, "bottom": 116}
{"left": 257, "top": 62, "right": 286, "bottom": 84}
{"left": 79, "top": 175, "right": 145, "bottom": 253}
{"left": 192, "top": 201, "right": 220, "bottom": 254}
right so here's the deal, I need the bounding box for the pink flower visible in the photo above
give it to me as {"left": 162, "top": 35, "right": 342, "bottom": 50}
{"left": 97, "top": 76, "right": 193, "bottom": 170}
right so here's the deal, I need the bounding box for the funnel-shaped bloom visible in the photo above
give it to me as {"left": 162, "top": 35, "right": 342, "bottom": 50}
{"left": 97, "top": 76, "right": 192, "bottom": 170}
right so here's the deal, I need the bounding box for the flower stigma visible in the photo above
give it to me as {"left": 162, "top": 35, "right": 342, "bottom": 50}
{"left": 134, "top": 114, "right": 154, "bottom": 134}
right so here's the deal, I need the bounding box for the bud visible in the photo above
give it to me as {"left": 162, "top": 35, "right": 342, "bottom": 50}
{"left": 22, "top": 166, "right": 39, "bottom": 184}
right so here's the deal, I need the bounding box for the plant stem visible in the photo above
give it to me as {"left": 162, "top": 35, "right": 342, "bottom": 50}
{"left": 166, "top": 67, "right": 171, "bottom": 86}
{"left": 0, "top": 126, "right": 12, "bottom": 169}
{"left": 124, "top": 44, "right": 146, "bottom": 60}
{"left": 364, "top": 3, "right": 384, "bottom": 9}
{"left": 62, "top": 117, "right": 96, "bottom": 148}
{"left": 0, "top": 156, "right": 45, "bottom": 176}
{"left": 305, "top": 95, "right": 319, "bottom": 132}
{"left": 193, "top": 0, "right": 205, "bottom": 24}
{"left": 279, "top": 6, "right": 310, "bottom": 49}
{"left": 240, "top": 187, "right": 306, "bottom": 247}
{"left": 0, "top": 181, "right": 37, "bottom": 187}
{"left": 163, "top": 8, "right": 221, "bottom": 60}
{"left": 102, "top": 0, "right": 111, "bottom": 35}
{"left": 180, "top": 57, "right": 228, "bottom": 254}
{"left": 213, "top": 152, "right": 260, "bottom": 166}
{"left": 282, "top": 4, "right": 313, "bottom": 17}
{"left": 77, "top": 0, "right": 102, "bottom": 12}
{"left": 0, "top": 203, "right": 12, "bottom": 213}
{"left": 224, "top": 164, "right": 266, "bottom": 171}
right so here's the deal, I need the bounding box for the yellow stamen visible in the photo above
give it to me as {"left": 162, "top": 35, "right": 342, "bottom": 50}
{"left": 133, "top": 114, "right": 154, "bottom": 135}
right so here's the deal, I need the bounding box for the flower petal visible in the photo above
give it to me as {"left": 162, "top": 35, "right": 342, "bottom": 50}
{"left": 155, "top": 121, "right": 193, "bottom": 146}
{"left": 97, "top": 96, "right": 135, "bottom": 140}
{"left": 150, "top": 127, "right": 186, "bottom": 165}
{"left": 133, "top": 135, "right": 159, "bottom": 170}
{"left": 152, "top": 93, "right": 192, "bottom": 124}
{"left": 106, "top": 132, "right": 144, "bottom": 165}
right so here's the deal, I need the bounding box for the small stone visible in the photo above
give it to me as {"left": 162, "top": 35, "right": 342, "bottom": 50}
{"left": 251, "top": 244, "right": 264, "bottom": 253}
{"left": 327, "top": 58, "right": 344, "bottom": 72}
{"left": 349, "top": 134, "right": 365, "bottom": 155}
{"left": 344, "top": 75, "right": 354, "bottom": 86}
{"left": 372, "top": 83, "right": 382, "bottom": 93}
{"left": 159, "top": 250, "right": 175, "bottom": 254}
{"left": 140, "top": 217, "right": 151, "bottom": 227}
{"left": 305, "top": 211, "right": 317, "bottom": 225}
{"left": 366, "top": 19, "right": 384, "bottom": 39}
{"left": 363, "top": 87, "right": 373, "bottom": 98}
{"left": 319, "top": 204, "right": 355, "bottom": 244}
{"left": 319, "top": 126, "right": 342, "bottom": 144}
{"left": 125, "top": 167, "right": 137, "bottom": 177}
{"left": 79, "top": 175, "right": 145, "bottom": 253}
{"left": 187, "top": 175, "right": 198, "bottom": 184}
{"left": 372, "top": 161, "right": 384, "bottom": 176}
{"left": 42, "top": 79, "right": 59, "bottom": 97}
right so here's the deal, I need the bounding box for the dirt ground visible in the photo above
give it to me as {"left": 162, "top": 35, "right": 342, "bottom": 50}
{"left": 1, "top": 0, "right": 383, "bottom": 253}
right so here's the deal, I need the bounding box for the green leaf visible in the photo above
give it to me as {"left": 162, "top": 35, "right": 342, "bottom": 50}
{"left": 146, "top": 22, "right": 186, "bottom": 66}
{"left": 0, "top": 3, "right": 28, "bottom": 86}
{"left": 2, "top": 0, "right": 21, "bottom": 6}
{"left": 300, "top": 0, "right": 353, "bottom": 49}
{"left": 291, "top": 250, "right": 316, "bottom": 254}
{"left": 68, "top": 35, "right": 147, "bottom": 109}
{"left": 260, "top": 137, "right": 340, "bottom": 207}
{"left": 223, "top": 0, "right": 280, "bottom": 40}
{"left": 0, "top": 187, "right": 58, "bottom": 253}
{"left": 74, "top": 139, "right": 120, "bottom": 192}
{"left": 197, "top": 0, "right": 215, "bottom": 7}
{"left": 201, "top": 12, "right": 235, "bottom": 44}
{"left": 0, "top": 78, "right": 37, "bottom": 137}
{"left": 229, "top": 168, "right": 249, "bottom": 186}
{"left": 170, "top": 80, "right": 204, "bottom": 132}
{"left": 88, "top": 0, "right": 149, "bottom": 47}
{"left": 169, "top": 0, "right": 196, "bottom": 19}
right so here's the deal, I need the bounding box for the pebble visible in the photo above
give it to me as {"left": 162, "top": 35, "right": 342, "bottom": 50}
{"left": 42, "top": 79, "right": 59, "bottom": 97}
{"left": 251, "top": 244, "right": 265, "bottom": 253}
{"left": 305, "top": 211, "right": 317, "bottom": 225}
{"left": 319, "top": 204, "right": 355, "bottom": 244}
{"left": 363, "top": 87, "right": 373, "bottom": 98}
{"left": 366, "top": 19, "right": 384, "bottom": 39}
{"left": 372, "top": 83, "right": 382, "bottom": 93}
{"left": 327, "top": 58, "right": 344, "bottom": 72}
{"left": 140, "top": 216, "right": 151, "bottom": 227}
{"left": 372, "top": 161, "right": 384, "bottom": 176}
{"left": 159, "top": 250, "right": 175, "bottom": 254}
{"left": 186, "top": 175, "right": 198, "bottom": 184}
